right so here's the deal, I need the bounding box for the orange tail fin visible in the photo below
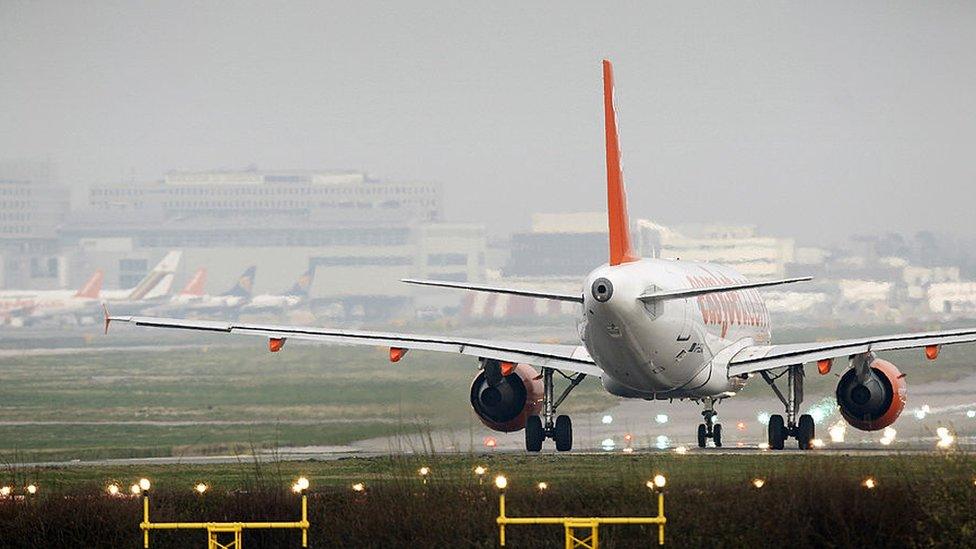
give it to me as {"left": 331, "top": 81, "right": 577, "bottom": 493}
{"left": 180, "top": 268, "right": 207, "bottom": 296}
{"left": 75, "top": 270, "right": 104, "bottom": 298}
{"left": 603, "top": 59, "right": 638, "bottom": 266}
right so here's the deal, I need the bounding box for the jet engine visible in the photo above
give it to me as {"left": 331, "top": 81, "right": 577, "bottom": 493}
{"left": 469, "top": 361, "right": 543, "bottom": 432}
{"left": 835, "top": 358, "right": 907, "bottom": 431}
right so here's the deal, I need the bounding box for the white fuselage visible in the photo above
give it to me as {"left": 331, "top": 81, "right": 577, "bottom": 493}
{"left": 580, "top": 259, "right": 770, "bottom": 400}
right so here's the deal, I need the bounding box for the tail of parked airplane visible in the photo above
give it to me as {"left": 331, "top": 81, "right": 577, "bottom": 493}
{"left": 179, "top": 268, "right": 207, "bottom": 296}
{"left": 74, "top": 270, "right": 104, "bottom": 299}
{"left": 125, "top": 251, "right": 182, "bottom": 301}
{"left": 602, "top": 59, "right": 639, "bottom": 266}
{"left": 285, "top": 269, "right": 315, "bottom": 296}
{"left": 223, "top": 266, "right": 256, "bottom": 297}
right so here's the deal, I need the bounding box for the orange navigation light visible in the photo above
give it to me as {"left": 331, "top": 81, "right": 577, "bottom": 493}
{"left": 817, "top": 358, "right": 832, "bottom": 375}
{"left": 924, "top": 345, "right": 940, "bottom": 361}
{"left": 389, "top": 347, "right": 408, "bottom": 363}
{"left": 499, "top": 361, "right": 515, "bottom": 376}
{"left": 268, "top": 338, "right": 286, "bottom": 353}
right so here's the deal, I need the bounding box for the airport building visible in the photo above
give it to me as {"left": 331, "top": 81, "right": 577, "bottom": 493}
{"left": 62, "top": 168, "right": 484, "bottom": 318}
{"left": 504, "top": 212, "right": 796, "bottom": 279}
{"left": 0, "top": 161, "right": 71, "bottom": 290}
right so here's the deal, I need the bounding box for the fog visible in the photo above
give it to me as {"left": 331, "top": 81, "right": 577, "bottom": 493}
{"left": 2, "top": 1, "right": 975, "bottom": 242}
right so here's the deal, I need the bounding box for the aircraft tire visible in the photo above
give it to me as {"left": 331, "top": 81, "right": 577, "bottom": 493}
{"left": 554, "top": 415, "right": 573, "bottom": 452}
{"left": 697, "top": 424, "right": 707, "bottom": 448}
{"left": 713, "top": 423, "right": 723, "bottom": 448}
{"left": 797, "top": 414, "right": 815, "bottom": 450}
{"left": 525, "top": 415, "right": 544, "bottom": 452}
{"left": 768, "top": 414, "right": 786, "bottom": 450}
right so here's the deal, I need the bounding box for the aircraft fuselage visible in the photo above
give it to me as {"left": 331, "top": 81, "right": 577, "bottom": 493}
{"left": 581, "top": 259, "right": 770, "bottom": 399}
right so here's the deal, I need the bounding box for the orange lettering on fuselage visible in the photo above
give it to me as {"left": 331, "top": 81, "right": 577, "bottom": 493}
{"left": 688, "top": 270, "right": 769, "bottom": 334}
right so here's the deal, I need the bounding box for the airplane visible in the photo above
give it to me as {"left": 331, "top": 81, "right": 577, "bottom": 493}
{"left": 107, "top": 59, "right": 976, "bottom": 452}
{"left": 240, "top": 269, "right": 315, "bottom": 316}
{"left": 0, "top": 270, "right": 104, "bottom": 323}
{"left": 99, "top": 251, "right": 182, "bottom": 303}
{"left": 144, "top": 266, "right": 256, "bottom": 318}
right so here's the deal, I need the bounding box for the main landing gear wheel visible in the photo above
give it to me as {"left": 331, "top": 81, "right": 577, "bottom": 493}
{"left": 713, "top": 423, "right": 723, "bottom": 448}
{"left": 697, "top": 424, "right": 707, "bottom": 448}
{"left": 768, "top": 414, "right": 786, "bottom": 450}
{"left": 760, "top": 365, "right": 816, "bottom": 450}
{"left": 525, "top": 415, "right": 544, "bottom": 452}
{"left": 522, "top": 367, "right": 586, "bottom": 452}
{"left": 554, "top": 415, "right": 573, "bottom": 452}
{"left": 797, "top": 414, "right": 815, "bottom": 450}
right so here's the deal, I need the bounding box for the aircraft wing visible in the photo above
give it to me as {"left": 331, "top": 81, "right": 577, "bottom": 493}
{"left": 106, "top": 315, "right": 602, "bottom": 377}
{"left": 728, "top": 327, "right": 976, "bottom": 376}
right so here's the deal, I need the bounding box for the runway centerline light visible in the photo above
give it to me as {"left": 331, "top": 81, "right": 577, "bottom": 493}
{"left": 138, "top": 478, "right": 151, "bottom": 492}
{"left": 352, "top": 482, "right": 365, "bottom": 493}
{"left": 602, "top": 415, "right": 613, "bottom": 425}
{"left": 194, "top": 483, "right": 208, "bottom": 494}
{"left": 537, "top": 482, "right": 548, "bottom": 491}
{"left": 494, "top": 475, "right": 508, "bottom": 491}
{"left": 107, "top": 484, "right": 120, "bottom": 496}
{"left": 26, "top": 484, "right": 37, "bottom": 495}
{"left": 752, "top": 478, "right": 765, "bottom": 489}
{"left": 967, "top": 409, "right": 976, "bottom": 419}
{"left": 863, "top": 478, "right": 877, "bottom": 490}
{"left": 655, "top": 414, "right": 669, "bottom": 424}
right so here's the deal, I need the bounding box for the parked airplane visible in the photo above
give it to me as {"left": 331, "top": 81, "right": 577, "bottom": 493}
{"left": 96, "top": 253, "right": 191, "bottom": 317}
{"left": 99, "top": 251, "right": 182, "bottom": 303}
{"left": 145, "top": 266, "right": 256, "bottom": 318}
{"left": 108, "top": 60, "right": 976, "bottom": 452}
{"left": 0, "top": 270, "right": 104, "bottom": 322}
{"left": 241, "top": 269, "right": 315, "bottom": 315}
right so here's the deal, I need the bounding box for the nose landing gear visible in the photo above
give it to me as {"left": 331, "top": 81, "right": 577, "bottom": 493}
{"left": 761, "top": 365, "right": 815, "bottom": 450}
{"left": 525, "top": 367, "right": 586, "bottom": 452}
{"left": 696, "top": 399, "right": 722, "bottom": 448}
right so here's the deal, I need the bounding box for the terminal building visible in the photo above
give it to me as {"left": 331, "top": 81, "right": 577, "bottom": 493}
{"left": 0, "top": 161, "right": 71, "bottom": 290}
{"left": 63, "top": 169, "right": 485, "bottom": 318}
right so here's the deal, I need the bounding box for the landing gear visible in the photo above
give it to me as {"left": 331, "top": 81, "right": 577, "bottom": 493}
{"left": 696, "top": 398, "right": 722, "bottom": 448}
{"left": 525, "top": 367, "right": 586, "bottom": 452}
{"left": 760, "top": 365, "right": 815, "bottom": 450}
{"left": 525, "top": 416, "right": 544, "bottom": 452}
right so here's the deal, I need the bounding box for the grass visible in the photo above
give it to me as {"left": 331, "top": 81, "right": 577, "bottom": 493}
{"left": 0, "top": 342, "right": 615, "bottom": 461}
{"left": 1, "top": 453, "right": 975, "bottom": 547}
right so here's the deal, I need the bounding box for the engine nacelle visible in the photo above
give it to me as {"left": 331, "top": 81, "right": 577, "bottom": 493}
{"left": 469, "top": 362, "right": 543, "bottom": 432}
{"left": 835, "top": 358, "right": 907, "bottom": 431}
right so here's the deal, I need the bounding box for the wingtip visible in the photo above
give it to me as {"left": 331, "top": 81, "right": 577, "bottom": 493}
{"left": 102, "top": 303, "right": 111, "bottom": 335}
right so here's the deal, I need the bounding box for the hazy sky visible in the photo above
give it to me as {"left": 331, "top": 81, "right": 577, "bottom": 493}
{"left": 2, "top": 1, "right": 974, "bottom": 243}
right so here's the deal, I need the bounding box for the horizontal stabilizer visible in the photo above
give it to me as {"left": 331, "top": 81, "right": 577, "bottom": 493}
{"left": 638, "top": 277, "right": 812, "bottom": 302}
{"left": 401, "top": 279, "right": 583, "bottom": 303}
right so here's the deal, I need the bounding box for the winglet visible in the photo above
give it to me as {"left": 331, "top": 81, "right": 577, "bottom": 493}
{"left": 103, "top": 303, "right": 111, "bottom": 335}
{"left": 603, "top": 59, "right": 638, "bottom": 266}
